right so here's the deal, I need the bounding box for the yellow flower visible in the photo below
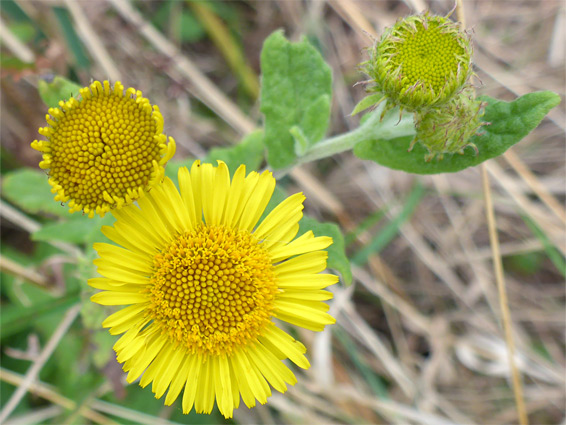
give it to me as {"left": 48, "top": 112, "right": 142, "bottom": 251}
{"left": 89, "top": 161, "right": 337, "bottom": 418}
{"left": 31, "top": 80, "right": 176, "bottom": 218}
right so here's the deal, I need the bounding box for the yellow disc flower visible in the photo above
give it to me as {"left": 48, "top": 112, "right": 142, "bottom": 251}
{"left": 31, "top": 80, "right": 176, "bottom": 218}
{"left": 89, "top": 161, "right": 337, "bottom": 418}
{"left": 366, "top": 13, "right": 473, "bottom": 113}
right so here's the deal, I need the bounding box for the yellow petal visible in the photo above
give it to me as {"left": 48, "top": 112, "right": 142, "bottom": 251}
{"left": 230, "top": 352, "right": 257, "bottom": 408}
{"left": 247, "top": 343, "right": 296, "bottom": 393}
{"left": 237, "top": 170, "right": 275, "bottom": 231}
{"left": 90, "top": 291, "right": 147, "bottom": 306}
{"left": 276, "top": 273, "right": 339, "bottom": 290}
{"left": 194, "top": 357, "right": 215, "bottom": 414}
{"left": 102, "top": 303, "right": 148, "bottom": 329}
{"left": 101, "top": 225, "right": 149, "bottom": 255}
{"left": 112, "top": 204, "right": 166, "bottom": 248}
{"left": 146, "top": 179, "right": 187, "bottom": 235}
{"left": 259, "top": 326, "right": 310, "bottom": 369}
{"left": 116, "top": 331, "right": 149, "bottom": 363}
{"left": 93, "top": 243, "right": 153, "bottom": 273}
{"left": 126, "top": 334, "right": 167, "bottom": 383}
{"left": 140, "top": 342, "right": 175, "bottom": 388}
{"left": 182, "top": 354, "right": 203, "bottom": 414}
{"left": 274, "top": 299, "right": 336, "bottom": 331}
{"left": 207, "top": 161, "right": 230, "bottom": 226}
{"left": 233, "top": 349, "right": 270, "bottom": 405}
{"left": 269, "top": 233, "right": 333, "bottom": 262}
{"left": 94, "top": 264, "right": 150, "bottom": 284}
{"left": 215, "top": 354, "right": 234, "bottom": 418}
{"left": 178, "top": 166, "right": 199, "bottom": 226}
{"left": 87, "top": 277, "right": 143, "bottom": 291}
{"left": 136, "top": 193, "right": 174, "bottom": 242}
{"left": 164, "top": 352, "right": 193, "bottom": 406}
{"left": 152, "top": 346, "right": 186, "bottom": 398}
{"left": 222, "top": 165, "right": 247, "bottom": 227}
{"left": 254, "top": 192, "right": 305, "bottom": 242}
{"left": 278, "top": 289, "right": 333, "bottom": 301}
{"left": 274, "top": 251, "right": 328, "bottom": 276}
{"left": 260, "top": 221, "right": 300, "bottom": 251}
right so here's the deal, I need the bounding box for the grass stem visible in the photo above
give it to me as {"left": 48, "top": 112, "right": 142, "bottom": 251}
{"left": 481, "top": 164, "right": 529, "bottom": 425}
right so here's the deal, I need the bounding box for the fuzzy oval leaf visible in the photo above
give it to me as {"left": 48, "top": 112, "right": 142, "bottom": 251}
{"left": 32, "top": 214, "right": 115, "bottom": 244}
{"left": 206, "top": 129, "right": 265, "bottom": 175}
{"left": 2, "top": 168, "right": 69, "bottom": 217}
{"left": 38, "top": 76, "right": 82, "bottom": 108}
{"left": 299, "top": 216, "right": 352, "bottom": 285}
{"left": 353, "top": 91, "right": 561, "bottom": 174}
{"left": 260, "top": 30, "right": 332, "bottom": 169}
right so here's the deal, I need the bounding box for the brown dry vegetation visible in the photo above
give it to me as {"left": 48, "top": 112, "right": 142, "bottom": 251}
{"left": 1, "top": 0, "right": 564, "bottom": 424}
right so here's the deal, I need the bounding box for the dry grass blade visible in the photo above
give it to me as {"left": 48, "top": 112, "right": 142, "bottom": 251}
{"left": 481, "top": 164, "right": 528, "bottom": 425}
{"left": 0, "top": 369, "right": 118, "bottom": 425}
{"left": 0, "top": 200, "right": 81, "bottom": 257}
{"left": 108, "top": 0, "right": 256, "bottom": 135}
{"left": 503, "top": 149, "right": 566, "bottom": 225}
{"left": 0, "top": 255, "right": 50, "bottom": 289}
{"left": 63, "top": 0, "right": 121, "bottom": 81}
{"left": 0, "top": 16, "right": 35, "bottom": 63}
{"left": 4, "top": 405, "right": 63, "bottom": 425}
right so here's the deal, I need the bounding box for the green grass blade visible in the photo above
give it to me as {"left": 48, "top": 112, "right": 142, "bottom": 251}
{"left": 522, "top": 215, "right": 566, "bottom": 277}
{"left": 52, "top": 6, "right": 90, "bottom": 68}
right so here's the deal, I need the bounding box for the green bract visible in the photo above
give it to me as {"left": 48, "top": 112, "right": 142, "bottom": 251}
{"left": 412, "top": 89, "right": 486, "bottom": 161}
{"left": 366, "top": 13, "right": 472, "bottom": 113}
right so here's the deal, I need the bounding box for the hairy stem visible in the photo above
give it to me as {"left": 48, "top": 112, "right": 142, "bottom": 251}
{"left": 275, "top": 105, "right": 415, "bottom": 178}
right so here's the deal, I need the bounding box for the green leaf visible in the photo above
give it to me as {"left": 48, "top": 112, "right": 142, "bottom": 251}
{"left": 299, "top": 216, "right": 352, "bottom": 285}
{"left": 290, "top": 126, "right": 309, "bottom": 156}
{"left": 354, "top": 91, "right": 561, "bottom": 174}
{"left": 32, "top": 214, "right": 115, "bottom": 244}
{"left": 260, "top": 30, "right": 332, "bottom": 169}
{"left": 38, "top": 76, "right": 82, "bottom": 108}
{"left": 2, "top": 168, "right": 69, "bottom": 217}
{"left": 351, "top": 93, "right": 384, "bottom": 116}
{"left": 206, "top": 130, "right": 265, "bottom": 174}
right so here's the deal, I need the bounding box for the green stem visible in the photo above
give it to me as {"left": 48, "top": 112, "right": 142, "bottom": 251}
{"left": 275, "top": 105, "right": 416, "bottom": 177}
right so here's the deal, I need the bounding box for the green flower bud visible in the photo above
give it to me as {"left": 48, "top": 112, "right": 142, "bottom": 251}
{"left": 365, "top": 12, "right": 473, "bottom": 113}
{"left": 410, "top": 88, "right": 486, "bottom": 162}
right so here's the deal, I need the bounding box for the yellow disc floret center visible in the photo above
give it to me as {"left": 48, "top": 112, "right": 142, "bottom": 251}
{"left": 48, "top": 91, "right": 160, "bottom": 211}
{"left": 147, "top": 224, "right": 278, "bottom": 356}
{"left": 392, "top": 21, "right": 465, "bottom": 93}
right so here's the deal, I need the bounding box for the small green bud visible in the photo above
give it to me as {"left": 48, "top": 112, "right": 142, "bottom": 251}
{"left": 410, "top": 88, "right": 486, "bottom": 161}
{"left": 364, "top": 12, "right": 473, "bottom": 113}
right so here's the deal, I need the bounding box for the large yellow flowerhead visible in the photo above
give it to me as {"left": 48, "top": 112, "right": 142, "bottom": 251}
{"left": 366, "top": 13, "right": 472, "bottom": 112}
{"left": 31, "top": 80, "right": 176, "bottom": 218}
{"left": 89, "top": 161, "right": 337, "bottom": 418}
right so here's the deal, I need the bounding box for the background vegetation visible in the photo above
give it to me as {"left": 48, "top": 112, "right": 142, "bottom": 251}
{"left": 1, "top": 0, "right": 564, "bottom": 424}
